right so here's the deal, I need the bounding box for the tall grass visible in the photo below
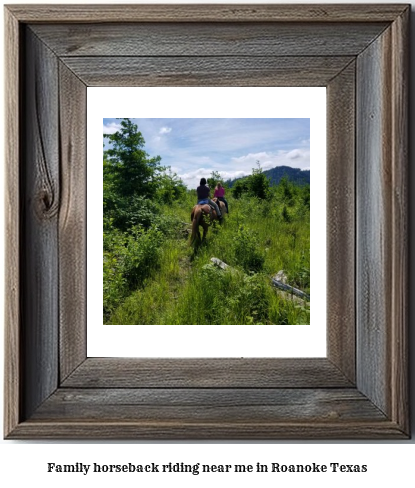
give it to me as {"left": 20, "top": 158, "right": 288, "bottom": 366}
{"left": 105, "top": 185, "right": 310, "bottom": 325}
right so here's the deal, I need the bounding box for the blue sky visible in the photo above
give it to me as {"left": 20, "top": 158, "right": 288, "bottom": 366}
{"left": 103, "top": 118, "right": 310, "bottom": 188}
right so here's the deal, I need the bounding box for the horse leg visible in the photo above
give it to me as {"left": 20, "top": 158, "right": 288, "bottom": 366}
{"left": 202, "top": 222, "right": 208, "bottom": 241}
{"left": 191, "top": 209, "right": 202, "bottom": 246}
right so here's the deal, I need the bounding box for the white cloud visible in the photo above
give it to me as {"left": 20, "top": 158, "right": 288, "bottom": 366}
{"left": 232, "top": 152, "right": 270, "bottom": 165}
{"left": 178, "top": 168, "right": 249, "bottom": 189}
{"left": 220, "top": 170, "right": 249, "bottom": 180}
{"left": 103, "top": 121, "right": 121, "bottom": 135}
{"left": 286, "top": 149, "right": 302, "bottom": 159}
{"left": 232, "top": 149, "right": 310, "bottom": 172}
{"left": 261, "top": 161, "right": 276, "bottom": 170}
{"left": 159, "top": 127, "right": 172, "bottom": 135}
{"left": 174, "top": 148, "right": 310, "bottom": 189}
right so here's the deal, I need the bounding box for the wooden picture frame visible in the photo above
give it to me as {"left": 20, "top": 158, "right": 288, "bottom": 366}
{"left": 4, "top": 4, "right": 409, "bottom": 439}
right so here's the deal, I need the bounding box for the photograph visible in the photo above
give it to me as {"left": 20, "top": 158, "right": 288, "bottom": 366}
{"left": 3, "top": 0, "right": 409, "bottom": 445}
{"left": 103, "top": 117, "right": 311, "bottom": 326}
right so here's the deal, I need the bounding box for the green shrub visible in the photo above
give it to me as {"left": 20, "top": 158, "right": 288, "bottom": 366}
{"left": 105, "top": 195, "right": 159, "bottom": 232}
{"left": 123, "top": 226, "right": 164, "bottom": 289}
{"left": 301, "top": 185, "right": 310, "bottom": 210}
{"left": 103, "top": 227, "right": 128, "bottom": 319}
{"left": 249, "top": 166, "right": 271, "bottom": 200}
{"left": 230, "top": 165, "right": 270, "bottom": 200}
{"left": 103, "top": 224, "right": 164, "bottom": 320}
{"left": 174, "top": 264, "right": 271, "bottom": 325}
{"left": 287, "top": 249, "right": 310, "bottom": 294}
{"left": 103, "top": 250, "right": 126, "bottom": 319}
{"left": 282, "top": 205, "right": 292, "bottom": 223}
{"left": 232, "top": 178, "right": 249, "bottom": 199}
{"left": 231, "top": 225, "right": 265, "bottom": 272}
{"left": 278, "top": 176, "right": 295, "bottom": 206}
{"left": 225, "top": 273, "right": 270, "bottom": 324}
{"left": 155, "top": 171, "right": 187, "bottom": 204}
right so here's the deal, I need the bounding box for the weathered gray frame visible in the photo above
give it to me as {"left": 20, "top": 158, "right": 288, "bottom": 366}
{"left": 4, "top": 4, "right": 409, "bottom": 439}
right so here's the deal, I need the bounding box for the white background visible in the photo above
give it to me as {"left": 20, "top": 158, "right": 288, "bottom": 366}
{"left": 1, "top": 1, "right": 415, "bottom": 487}
{"left": 88, "top": 87, "right": 326, "bottom": 357}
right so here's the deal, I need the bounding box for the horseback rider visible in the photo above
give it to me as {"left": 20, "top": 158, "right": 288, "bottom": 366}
{"left": 213, "top": 182, "right": 229, "bottom": 214}
{"left": 196, "top": 178, "right": 222, "bottom": 221}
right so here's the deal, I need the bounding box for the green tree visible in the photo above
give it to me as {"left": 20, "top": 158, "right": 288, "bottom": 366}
{"left": 155, "top": 169, "right": 187, "bottom": 204}
{"left": 103, "top": 152, "right": 118, "bottom": 214}
{"left": 207, "top": 170, "right": 223, "bottom": 191}
{"left": 231, "top": 162, "right": 270, "bottom": 199}
{"left": 277, "top": 175, "right": 295, "bottom": 206}
{"left": 232, "top": 178, "right": 249, "bottom": 199}
{"left": 104, "top": 118, "right": 163, "bottom": 199}
{"left": 248, "top": 162, "right": 270, "bottom": 199}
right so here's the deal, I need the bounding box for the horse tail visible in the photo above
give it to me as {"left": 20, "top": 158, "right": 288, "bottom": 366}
{"left": 190, "top": 207, "right": 202, "bottom": 246}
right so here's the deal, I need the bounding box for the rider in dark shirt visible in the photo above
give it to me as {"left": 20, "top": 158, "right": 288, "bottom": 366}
{"left": 196, "top": 181, "right": 210, "bottom": 201}
{"left": 196, "top": 178, "right": 222, "bottom": 219}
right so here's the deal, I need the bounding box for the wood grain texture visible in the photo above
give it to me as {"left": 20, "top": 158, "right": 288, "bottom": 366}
{"left": 22, "top": 28, "right": 60, "bottom": 419}
{"left": 32, "top": 388, "right": 386, "bottom": 422}
{"left": 326, "top": 62, "right": 356, "bottom": 383}
{"left": 31, "top": 22, "right": 388, "bottom": 57}
{"left": 58, "top": 63, "right": 87, "bottom": 381}
{"left": 355, "top": 16, "right": 409, "bottom": 429}
{"left": 389, "top": 8, "right": 409, "bottom": 432}
{"left": 61, "top": 56, "right": 354, "bottom": 87}
{"left": 356, "top": 26, "right": 404, "bottom": 419}
{"left": 8, "top": 416, "right": 406, "bottom": 441}
{"left": 4, "top": 5, "right": 410, "bottom": 440}
{"left": 357, "top": 31, "right": 390, "bottom": 416}
{"left": 4, "top": 6, "right": 21, "bottom": 438}
{"left": 6, "top": 4, "right": 409, "bottom": 23}
{"left": 62, "top": 358, "right": 352, "bottom": 389}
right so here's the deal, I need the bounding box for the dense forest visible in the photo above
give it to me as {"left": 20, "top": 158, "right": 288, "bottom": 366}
{"left": 104, "top": 118, "right": 310, "bottom": 325}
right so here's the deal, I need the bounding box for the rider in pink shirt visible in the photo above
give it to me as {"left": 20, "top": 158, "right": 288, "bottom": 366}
{"left": 214, "top": 183, "right": 228, "bottom": 213}
{"left": 214, "top": 185, "right": 225, "bottom": 198}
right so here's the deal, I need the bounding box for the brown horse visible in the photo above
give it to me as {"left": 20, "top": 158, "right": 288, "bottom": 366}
{"left": 190, "top": 198, "right": 227, "bottom": 246}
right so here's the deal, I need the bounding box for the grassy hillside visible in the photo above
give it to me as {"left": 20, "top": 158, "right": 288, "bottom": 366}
{"left": 103, "top": 118, "right": 310, "bottom": 326}
{"left": 104, "top": 186, "right": 310, "bottom": 326}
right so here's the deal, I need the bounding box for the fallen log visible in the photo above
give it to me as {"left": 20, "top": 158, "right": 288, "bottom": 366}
{"left": 271, "top": 270, "right": 310, "bottom": 301}
{"left": 210, "top": 257, "right": 230, "bottom": 270}
{"left": 210, "top": 258, "right": 310, "bottom": 302}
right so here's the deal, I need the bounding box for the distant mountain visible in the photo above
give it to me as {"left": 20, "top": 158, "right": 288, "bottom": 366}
{"left": 227, "top": 166, "right": 310, "bottom": 187}
{"left": 263, "top": 166, "right": 310, "bottom": 185}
